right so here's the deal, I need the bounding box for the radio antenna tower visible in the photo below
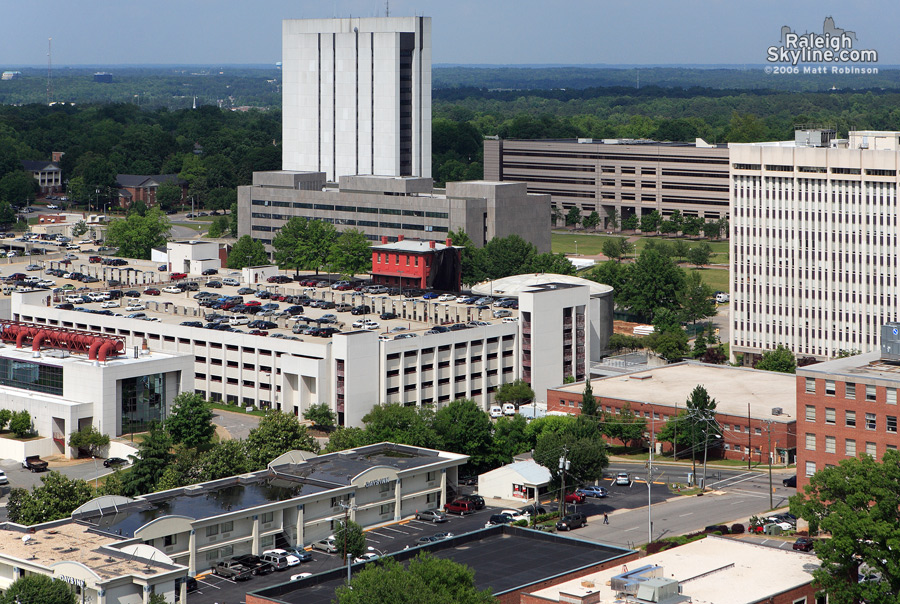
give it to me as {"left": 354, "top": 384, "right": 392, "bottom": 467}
{"left": 47, "top": 37, "right": 53, "bottom": 104}
{"left": 385, "top": 0, "right": 389, "bottom": 17}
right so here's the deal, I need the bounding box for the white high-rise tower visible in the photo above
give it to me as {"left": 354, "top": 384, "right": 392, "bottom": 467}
{"left": 282, "top": 17, "right": 432, "bottom": 181}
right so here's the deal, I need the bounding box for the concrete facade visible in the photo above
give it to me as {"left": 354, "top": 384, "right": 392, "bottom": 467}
{"left": 165, "top": 240, "right": 221, "bottom": 274}
{"left": 796, "top": 350, "right": 900, "bottom": 489}
{"left": 282, "top": 17, "right": 431, "bottom": 181}
{"left": 547, "top": 363, "right": 797, "bottom": 463}
{"left": 730, "top": 130, "right": 900, "bottom": 361}
{"left": 476, "top": 460, "right": 550, "bottom": 502}
{"left": 484, "top": 138, "right": 730, "bottom": 227}
{"left": 238, "top": 172, "right": 551, "bottom": 252}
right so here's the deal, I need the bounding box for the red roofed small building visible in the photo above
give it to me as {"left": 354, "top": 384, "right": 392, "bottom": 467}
{"left": 116, "top": 174, "right": 187, "bottom": 209}
{"left": 370, "top": 236, "right": 461, "bottom": 292}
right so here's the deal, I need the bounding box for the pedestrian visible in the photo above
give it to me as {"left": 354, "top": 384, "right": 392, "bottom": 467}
{"left": 603, "top": 513, "right": 609, "bottom": 525}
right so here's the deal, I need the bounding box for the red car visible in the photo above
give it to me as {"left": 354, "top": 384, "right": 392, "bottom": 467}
{"left": 144, "top": 288, "right": 161, "bottom": 296}
{"left": 564, "top": 492, "right": 586, "bottom": 504}
{"left": 170, "top": 273, "right": 188, "bottom": 280}
{"left": 244, "top": 300, "right": 261, "bottom": 307}
{"left": 793, "top": 537, "right": 814, "bottom": 551}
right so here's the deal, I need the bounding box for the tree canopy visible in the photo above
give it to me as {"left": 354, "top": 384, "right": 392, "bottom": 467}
{"left": 329, "top": 228, "right": 372, "bottom": 278}
{"left": 334, "top": 518, "right": 367, "bottom": 562}
{"left": 0, "top": 575, "right": 77, "bottom": 604}
{"left": 432, "top": 398, "right": 498, "bottom": 471}
{"left": 121, "top": 422, "right": 174, "bottom": 497}
{"left": 227, "top": 235, "right": 269, "bottom": 269}
{"left": 166, "top": 392, "right": 216, "bottom": 448}
{"left": 790, "top": 450, "right": 900, "bottom": 604}
{"left": 6, "top": 471, "right": 95, "bottom": 525}
{"left": 67, "top": 424, "right": 110, "bottom": 458}
{"left": 755, "top": 344, "right": 797, "bottom": 374}
{"left": 105, "top": 207, "right": 171, "bottom": 259}
{"left": 494, "top": 379, "right": 535, "bottom": 407}
{"left": 245, "top": 410, "right": 319, "bottom": 468}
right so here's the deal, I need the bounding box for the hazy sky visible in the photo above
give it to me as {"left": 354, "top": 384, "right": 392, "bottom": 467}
{"left": 0, "top": 0, "right": 896, "bottom": 66}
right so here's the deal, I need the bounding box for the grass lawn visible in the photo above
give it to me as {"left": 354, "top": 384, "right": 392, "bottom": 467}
{"left": 689, "top": 268, "right": 729, "bottom": 293}
{"left": 210, "top": 402, "right": 268, "bottom": 418}
{"left": 552, "top": 231, "right": 729, "bottom": 264}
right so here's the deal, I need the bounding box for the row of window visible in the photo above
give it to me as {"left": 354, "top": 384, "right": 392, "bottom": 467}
{"left": 250, "top": 199, "right": 449, "bottom": 219}
{"left": 806, "top": 433, "right": 893, "bottom": 457}
{"left": 734, "top": 164, "right": 897, "bottom": 177}
{"left": 805, "top": 405, "right": 896, "bottom": 432}
{"left": 805, "top": 378, "right": 897, "bottom": 403}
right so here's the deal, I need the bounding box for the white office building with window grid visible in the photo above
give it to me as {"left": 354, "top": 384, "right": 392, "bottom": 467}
{"left": 730, "top": 129, "right": 900, "bottom": 362}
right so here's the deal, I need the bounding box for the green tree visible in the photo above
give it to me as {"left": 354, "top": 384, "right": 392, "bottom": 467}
{"left": 0, "top": 409, "right": 11, "bottom": 431}
{"left": 433, "top": 399, "right": 498, "bottom": 471}
{"left": 324, "top": 427, "right": 373, "bottom": 453}
{"left": 529, "top": 252, "right": 576, "bottom": 275}
{"left": 789, "top": 450, "right": 900, "bottom": 604}
{"left": 606, "top": 208, "right": 620, "bottom": 230}
{"left": 147, "top": 593, "right": 168, "bottom": 604}
{"left": 128, "top": 199, "right": 148, "bottom": 217}
{"left": 582, "top": 210, "right": 601, "bottom": 230}
{"left": 473, "top": 234, "right": 537, "bottom": 281}
{"left": 334, "top": 552, "right": 494, "bottom": 604}
{"left": 646, "top": 328, "right": 689, "bottom": 362}
{"left": 6, "top": 471, "right": 94, "bottom": 525}
{"left": 533, "top": 429, "right": 608, "bottom": 488}
{"left": 245, "top": 411, "right": 320, "bottom": 469}
{"left": 335, "top": 518, "right": 367, "bottom": 562}
{"left": 679, "top": 271, "right": 716, "bottom": 326}
{"left": 652, "top": 307, "right": 682, "bottom": 334}
{"left": 580, "top": 380, "right": 598, "bottom": 419}
{"left": 755, "top": 344, "right": 797, "bottom": 374}
{"left": 0, "top": 170, "right": 38, "bottom": 204}
{"left": 551, "top": 205, "right": 563, "bottom": 227}
{"left": 96, "top": 469, "right": 126, "bottom": 497}
{"left": 105, "top": 207, "right": 171, "bottom": 259}
{"left": 272, "top": 216, "right": 312, "bottom": 275}
{"left": 683, "top": 215, "right": 705, "bottom": 237}
{"left": 702, "top": 219, "right": 722, "bottom": 240}
{"left": 684, "top": 385, "right": 719, "bottom": 477}
{"left": 494, "top": 379, "right": 535, "bottom": 408}
{"left": 8, "top": 409, "right": 32, "bottom": 438}
{"left": 155, "top": 445, "right": 202, "bottom": 491}
{"left": 303, "top": 403, "right": 337, "bottom": 428}
{"left": 449, "top": 228, "right": 479, "bottom": 286}
{"left": 71, "top": 220, "right": 88, "bottom": 237}
{"left": 362, "top": 404, "right": 438, "bottom": 448}
{"left": 329, "top": 228, "right": 371, "bottom": 278}
{"left": 687, "top": 242, "right": 712, "bottom": 268}
{"left": 0, "top": 575, "right": 77, "bottom": 604}
{"left": 67, "top": 424, "right": 110, "bottom": 458}
{"left": 619, "top": 247, "right": 685, "bottom": 321}
{"left": 227, "top": 235, "right": 268, "bottom": 269}
{"left": 601, "top": 237, "right": 630, "bottom": 262}
{"left": 640, "top": 209, "right": 661, "bottom": 234}
{"left": 200, "top": 439, "right": 252, "bottom": 481}
{"left": 207, "top": 215, "right": 230, "bottom": 238}
{"left": 654, "top": 411, "right": 692, "bottom": 454}
{"left": 155, "top": 181, "right": 183, "bottom": 211}
{"left": 166, "top": 392, "right": 216, "bottom": 448}
{"left": 587, "top": 259, "right": 629, "bottom": 294}
{"left": 671, "top": 239, "right": 690, "bottom": 261}
{"left": 121, "top": 422, "right": 174, "bottom": 497}
{"left": 493, "top": 414, "right": 530, "bottom": 463}
{"left": 669, "top": 209, "right": 684, "bottom": 232}
{"left": 565, "top": 206, "right": 581, "bottom": 227}
{"left": 622, "top": 213, "right": 639, "bottom": 230}
{"left": 601, "top": 402, "right": 646, "bottom": 446}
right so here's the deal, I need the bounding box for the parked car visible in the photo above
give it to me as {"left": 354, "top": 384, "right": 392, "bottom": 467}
{"left": 556, "top": 512, "right": 587, "bottom": 531}
{"left": 259, "top": 553, "right": 290, "bottom": 571}
{"left": 263, "top": 548, "right": 302, "bottom": 567}
{"left": 0, "top": 470, "right": 7, "bottom": 485}
{"left": 162, "top": 286, "right": 182, "bottom": 294}
{"left": 783, "top": 475, "right": 797, "bottom": 487}
{"left": 283, "top": 546, "right": 312, "bottom": 563}
{"left": 231, "top": 554, "right": 275, "bottom": 576}
{"left": 202, "top": 268, "right": 219, "bottom": 275}
{"left": 500, "top": 509, "right": 530, "bottom": 523}
{"left": 311, "top": 536, "right": 339, "bottom": 553}
{"left": 144, "top": 288, "right": 160, "bottom": 296}
{"left": 22, "top": 456, "right": 48, "bottom": 472}
{"left": 502, "top": 403, "right": 516, "bottom": 416}
{"left": 214, "top": 561, "right": 252, "bottom": 581}
{"left": 353, "top": 552, "right": 380, "bottom": 564}
{"left": 458, "top": 494, "right": 485, "bottom": 509}
{"left": 487, "top": 513, "right": 513, "bottom": 525}
{"left": 489, "top": 405, "right": 503, "bottom": 418}
{"left": 380, "top": 311, "right": 398, "bottom": 320}
{"left": 577, "top": 485, "right": 609, "bottom": 498}
{"left": 180, "top": 321, "right": 203, "bottom": 328}
{"left": 615, "top": 472, "right": 630, "bottom": 485}
{"left": 793, "top": 537, "right": 815, "bottom": 552}
{"left": 170, "top": 272, "right": 188, "bottom": 280}
{"left": 415, "top": 509, "right": 449, "bottom": 523}
{"left": 564, "top": 491, "right": 586, "bottom": 504}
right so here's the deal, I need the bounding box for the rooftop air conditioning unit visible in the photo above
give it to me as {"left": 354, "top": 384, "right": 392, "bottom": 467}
{"left": 771, "top": 407, "right": 783, "bottom": 416}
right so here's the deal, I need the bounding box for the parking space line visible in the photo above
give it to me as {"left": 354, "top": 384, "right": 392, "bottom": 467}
{"left": 380, "top": 526, "right": 410, "bottom": 534}
{"left": 197, "top": 579, "right": 222, "bottom": 590}
{"left": 365, "top": 530, "right": 392, "bottom": 538}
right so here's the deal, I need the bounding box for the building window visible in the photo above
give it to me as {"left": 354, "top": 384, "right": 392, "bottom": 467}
{"left": 866, "top": 442, "right": 877, "bottom": 457}
{"left": 866, "top": 385, "right": 877, "bottom": 401}
{"left": 805, "top": 433, "right": 816, "bottom": 450}
{"left": 205, "top": 550, "right": 218, "bottom": 561}
{"left": 426, "top": 471, "right": 436, "bottom": 482}
{"left": 825, "top": 436, "right": 836, "bottom": 454}
{"left": 805, "top": 405, "right": 816, "bottom": 422}
{"left": 846, "top": 410, "right": 856, "bottom": 427}
{"left": 888, "top": 388, "right": 897, "bottom": 405}
{"left": 206, "top": 525, "right": 219, "bottom": 537}
{"left": 888, "top": 416, "right": 897, "bottom": 434}
{"left": 804, "top": 378, "right": 815, "bottom": 393}
{"left": 825, "top": 408, "right": 836, "bottom": 425}
{"left": 825, "top": 380, "right": 835, "bottom": 396}
{"left": 164, "top": 534, "right": 177, "bottom": 547}
{"left": 846, "top": 382, "right": 856, "bottom": 399}
{"left": 121, "top": 373, "right": 166, "bottom": 434}
{"left": 261, "top": 512, "right": 274, "bottom": 524}
{"left": 865, "top": 413, "right": 877, "bottom": 430}
{"left": 754, "top": 427, "right": 761, "bottom": 435}
{"left": 805, "top": 461, "right": 816, "bottom": 477}
{"left": 0, "top": 357, "right": 64, "bottom": 396}
{"left": 380, "top": 503, "right": 394, "bottom": 515}
{"left": 221, "top": 521, "right": 233, "bottom": 533}
{"left": 219, "top": 545, "right": 233, "bottom": 558}
{"left": 845, "top": 439, "right": 856, "bottom": 456}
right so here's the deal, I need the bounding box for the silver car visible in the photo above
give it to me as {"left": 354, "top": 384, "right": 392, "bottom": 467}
{"left": 415, "top": 509, "right": 448, "bottom": 523}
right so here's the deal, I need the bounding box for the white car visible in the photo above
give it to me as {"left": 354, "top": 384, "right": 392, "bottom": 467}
{"left": 437, "top": 294, "right": 456, "bottom": 302}
{"left": 6, "top": 251, "right": 16, "bottom": 258}
{"left": 101, "top": 300, "right": 120, "bottom": 308}
{"left": 500, "top": 509, "right": 530, "bottom": 523}
{"left": 66, "top": 244, "right": 80, "bottom": 250}
{"left": 352, "top": 319, "right": 379, "bottom": 330}
{"left": 615, "top": 472, "right": 630, "bottom": 486}
{"left": 502, "top": 403, "right": 516, "bottom": 416}
{"left": 229, "top": 315, "right": 250, "bottom": 326}
{"left": 290, "top": 573, "right": 313, "bottom": 581}
{"left": 263, "top": 548, "right": 301, "bottom": 567}
{"left": 46, "top": 204, "right": 59, "bottom": 210}
{"left": 353, "top": 553, "right": 380, "bottom": 564}
{"left": 0, "top": 469, "right": 8, "bottom": 485}
{"left": 66, "top": 295, "right": 84, "bottom": 304}
{"left": 489, "top": 405, "right": 503, "bottom": 419}
{"left": 126, "top": 303, "right": 146, "bottom": 311}
{"left": 162, "top": 286, "right": 182, "bottom": 294}
{"left": 87, "top": 292, "right": 106, "bottom": 302}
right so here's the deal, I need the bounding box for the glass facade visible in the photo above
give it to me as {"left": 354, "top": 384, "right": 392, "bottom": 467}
{"left": 0, "top": 358, "right": 63, "bottom": 395}
{"left": 121, "top": 373, "right": 166, "bottom": 434}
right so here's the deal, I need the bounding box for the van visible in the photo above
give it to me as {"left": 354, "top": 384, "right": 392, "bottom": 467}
{"left": 715, "top": 292, "right": 730, "bottom": 303}
{"left": 311, "top": 536, "right": 338, "bottom": 553}
{"left": 222, "top": 277, "right": 240, "bottom": 286}
{"left": 489, "top": 406, "right": 503, "bottom": 419}
{"left": 502, "top": 403, "right": 516, "bottom": 416}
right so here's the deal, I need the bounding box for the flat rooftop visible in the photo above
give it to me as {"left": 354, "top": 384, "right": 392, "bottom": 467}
{"left": 554, "top": 362, "right": 796, "bottom": 422}
{"left": 501, "top": 138, "right": 728, "bottom": 149}
{"left": 797, "top": 351, "right": 900, "bottom": 384}
{"left": 0, "top": 521, "right": 180, "bottom": 581}
{"left": 250, "top": 525, "right": 634, "bottom": 604}
{"left": 528, "top": 536, "right": 817, "bottom": 604}
{"left": 0, "top": 341, "right": 183, "bottom": 368}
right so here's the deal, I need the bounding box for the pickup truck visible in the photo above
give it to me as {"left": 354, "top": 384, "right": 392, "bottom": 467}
{"left": 213, "top": 561, "right": 252, "bottom": 581}
{"left": 22, "top": 456, "right": 48, "bottom": 472}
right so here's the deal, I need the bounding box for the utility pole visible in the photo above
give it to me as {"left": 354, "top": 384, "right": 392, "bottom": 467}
{"left": 766, "top": 421, "right": 773, "bottom": 509}
{"left": 558, "top": 447, "right": 570, "bottom": 519}
{"left": 747, "top": 403, "right": 752, "bottom": 470}
{"left": 647, "top": 406, "right": 654, "bottom": 543}
{"left": 338, "top": 500, "right": 356, "bottom": 584}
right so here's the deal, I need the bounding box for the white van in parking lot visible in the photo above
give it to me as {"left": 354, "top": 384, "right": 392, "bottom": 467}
{"left": 502, "top": 403, "right": 516, "bottom": 416}
{"left": 489, "top": 406, "right": 503, "bottom": 419}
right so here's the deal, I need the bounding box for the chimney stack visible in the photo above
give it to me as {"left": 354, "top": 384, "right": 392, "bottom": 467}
{"left": 381, "top": 236, "right": 388, "bottom": 244}
{"left": 429, "top": 240, "right": 436, "bottom": 249}
{"left": 446, "top": 238, "right": 452, "bottom": 247}
{"left": 398, "top": 235, "right": 405, "bottom": 242}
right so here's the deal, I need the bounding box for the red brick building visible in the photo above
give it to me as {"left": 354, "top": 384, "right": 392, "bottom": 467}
{"left": 370, "top": 236, "right": 461, "bottom": 291}
{"left": 116, "top": 174, "right": 187, "bottom": 209}
{"left": 547, "top": 362, "right": 797, "bottom": 464}
{"left": 796, "top": 350, "right": 900, "bottom": 489}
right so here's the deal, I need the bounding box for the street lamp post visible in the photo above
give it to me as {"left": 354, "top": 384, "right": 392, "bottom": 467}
{"left": 338, "top": 500, "right": 357, "bottom": 585}
{"left": 558, "top": 447, "right": 570, "bottom": 519}
{"left": 575, "top": 240, "right": 578, "bottom": 256}
{"left": 646, "top": 404, "right": 655, "bottom": 543}
{"left": 701, "top": 421, "right": 722, "bottom": 492}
